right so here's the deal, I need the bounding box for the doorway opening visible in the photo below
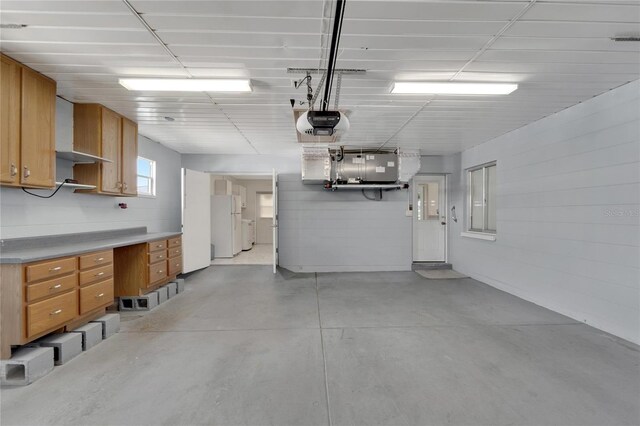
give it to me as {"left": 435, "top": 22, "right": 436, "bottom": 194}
{"left": 412, "top": 174, "right": 447, "bottom": 263}
{"left": 209, "top": 173, "right": 277, "bottom": 267}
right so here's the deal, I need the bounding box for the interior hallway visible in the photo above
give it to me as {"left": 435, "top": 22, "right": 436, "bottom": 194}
{"left": 1, "top": 266, "right": 638, "bottom": 426}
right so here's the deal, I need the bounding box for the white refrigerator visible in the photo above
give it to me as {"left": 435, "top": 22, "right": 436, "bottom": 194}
{"left": 211, "top": 195, "right": 243, "bottom": 257}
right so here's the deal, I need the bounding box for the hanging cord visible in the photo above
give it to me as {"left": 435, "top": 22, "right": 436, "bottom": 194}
{"left": 22, "top": 180, "right": 68, "bottom": 199}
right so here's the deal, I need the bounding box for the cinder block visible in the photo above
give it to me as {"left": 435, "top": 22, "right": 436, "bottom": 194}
{"left": 155, "top": 287, "right": 168, "bottom": 304}
{"left": 90, "top": 313, "right": 120, "bottom": 339}
{"left": 134, "top": 293, "right": 158, "bottom": 310}
{"left": 174, "top": 278, "right": 185, "bottom": 293}
{"left": 1, "top": 347, "right": 54, "bottom": 386}
{"left": 118, "top": 297, "right": 136, "bottom": 311}
{"left": 70, "top": 322, "right": 103, "bottom": 351}
{"left": 37, "top": 333, "right": 82, "bottom": 365}
{"left": 166, "top": 282, "right": 177, "bottom": 298}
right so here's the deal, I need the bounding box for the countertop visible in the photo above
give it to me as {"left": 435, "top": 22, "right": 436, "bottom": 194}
{"left": 0, "top": 228, "right": 182, "bottom": 264}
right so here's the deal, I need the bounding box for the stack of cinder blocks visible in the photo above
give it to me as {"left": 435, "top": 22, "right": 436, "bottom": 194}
{"left": 118, "top": 278, "right": 185, "bottom": 311}
{"left": 0, "top": 313, "right": 120, "bottom": 386}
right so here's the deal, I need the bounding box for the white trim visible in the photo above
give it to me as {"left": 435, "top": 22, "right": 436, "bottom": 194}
{"left": 461, "top": 231, "right": 496, "bottom": 241}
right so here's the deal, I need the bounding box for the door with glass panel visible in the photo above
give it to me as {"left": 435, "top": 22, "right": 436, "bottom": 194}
{"left": 413, "top": 175, "right": 446, "bottom": 262}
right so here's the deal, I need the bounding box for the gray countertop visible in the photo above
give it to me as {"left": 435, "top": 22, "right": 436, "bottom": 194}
{"left": 0, "top": 228, "right": 182, "bottom": 264}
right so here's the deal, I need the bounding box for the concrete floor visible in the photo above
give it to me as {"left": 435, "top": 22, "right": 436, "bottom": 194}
{"left": 2, "top": 266, "right": 638, "bottom": 425}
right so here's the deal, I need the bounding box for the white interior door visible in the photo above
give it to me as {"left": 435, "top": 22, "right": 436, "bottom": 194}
{"left": 272, "top": 169, "right": 278, "bottom": 274}
{"left": 412, "top": 175, "right": 446, "bottom": 262}
{"left": 181, "top": 168, "right": 211, "bottom": 273}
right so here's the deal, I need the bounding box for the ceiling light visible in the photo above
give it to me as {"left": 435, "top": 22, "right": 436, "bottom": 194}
{"left": 119, "top": 78, "right": 252, "bottom": 92}
{"left": 391, "top": 82, "right": 518, "bottom": 95}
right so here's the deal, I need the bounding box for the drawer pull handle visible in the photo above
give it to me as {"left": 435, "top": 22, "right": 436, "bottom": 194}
{"left": 96, "top": 257, "right": 105, "bottom": 262}
{"left": 157, "top": 245, "right": 163, "bottom": 248}
{"left": 49, "top": 266, "right": 62, "bottom": 272}
{"left": 50, "top": 309, "right": 62, "bottom": 316}
{"left": 158, "top": 270, "right": 163, "bottom": 274}
{"left": 96, "top": 293, "right": 105, "bottom": 298}
{"left": 95, "top": 272, "right": 105, "bottom": 277}
{"left": 157, "top": 255, "right": 163, "bottom": 259}
{"left": 50, "top": 284, "right": 62, "bottom": 290}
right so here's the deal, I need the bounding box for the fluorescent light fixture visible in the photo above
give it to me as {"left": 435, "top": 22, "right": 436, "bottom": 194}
{"left": 119, "top": 78, "right": 252, "bottom": 92}
{"left": 391, "top": 82, "right": 518, "bottom": 95}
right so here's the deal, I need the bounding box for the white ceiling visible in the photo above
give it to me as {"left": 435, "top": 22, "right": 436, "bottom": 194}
{"left": 1, "top": 0, "right": 639, "bottom": 156}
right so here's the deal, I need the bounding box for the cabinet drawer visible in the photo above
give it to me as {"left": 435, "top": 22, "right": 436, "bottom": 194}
{"left": 79, "top": 264, "right": 113, "bottom": 286}
{"left": 79, "top": 250, "right": 113, "bottom": 270}
{"left": 167, "top": 247, "right": 182, "bottom": 259}
{"left": 148, "top": 262, "right": 167, "bottom": 285}
{"left": 27, "top": 290, "right": 77, "bottom": 338}
{"left": 26, "top": 257, "right": 76, "bottom": 283}
{"left": 79, "top": 278, "right": 114, "bottom": 315}
{"left": 168, "top": 257, "right": 183, "bottom": 276}
{"left": 26, "top": 273, "right": 77, "bottom": 303}
{"left": 168, "top": 237, "right": 181, "bottom": 248}
{"left": 147, "top": 240, "right": 166, "bottom": 253}
{"left": 148, "top": 251, "right": 166, "bottom": 264}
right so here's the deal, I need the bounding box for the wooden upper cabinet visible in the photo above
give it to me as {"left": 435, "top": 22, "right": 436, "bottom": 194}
{"left": 0, "top": 54, "right": 56, "bottom": 189}
{"left": 0, "top": 56, "right": 21, "bottom": 184}
{"left": 20, "top": 68, "right": 56, "bottom": 188}
{"left": 100, "top": 108, "right": 122, "bottom": 194}
{"left": 121, "top": 118, "right": 138, "bottom": 196}
{"left": 73, "top": 103, "right": 138, "bottom": 196}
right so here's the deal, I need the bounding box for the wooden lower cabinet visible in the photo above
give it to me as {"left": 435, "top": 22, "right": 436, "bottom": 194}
{"left": 0, "top": 249, "right": 115, "bottom": 359}
{"left": 79, "top": 278, "right": 114, "bottom": 315}
{"left": 168, "top": 257, "right": 183, "bottom": 276}
{"left": 0, "top": 237, "right": 182, "bottom": 359}
{"left": 27, "top": 291, "right": 78, "bottom": 337}
{"left": 114, "top": 236, "right": 182, "bottom": 297}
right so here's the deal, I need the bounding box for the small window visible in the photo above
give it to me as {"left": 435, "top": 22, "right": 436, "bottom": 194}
{"left": 137, "top": 157, "right": 156, "bottom": 197}
{"left": 416, "top": 182, "right": 440, "bottom": 221}
{"left": 467, "top": 162, "right": 496, "bottom": 233}
{"left": 257, "top": 193, "right": 273, "bottom": 219}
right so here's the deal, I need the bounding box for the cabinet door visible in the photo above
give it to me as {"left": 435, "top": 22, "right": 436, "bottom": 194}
{"left": 20, "top": 68, "right": 56, "bottom": 188}
{"left": 0, "top": 56, "right": 21, "bottom": 185}
{"left": 121, "top": 118, "right": 138, "bottom": 196}
{"left": 100, "top": 108, "right": 122, "bottom": 194}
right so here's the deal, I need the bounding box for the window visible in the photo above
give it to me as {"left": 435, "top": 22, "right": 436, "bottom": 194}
{"left": 467, "top": 162, "right": 496, "bottom": 233}
{"left": 257, "top": 193, "right": 273, "bottom": 219}
{"left": 137, "top": 157, "right": 156, "bottom": 197}
{"left": 416, "top": 182, "right": 440, "bottom": 221}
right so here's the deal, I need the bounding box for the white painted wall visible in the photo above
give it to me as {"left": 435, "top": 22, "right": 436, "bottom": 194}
{"left": 278, "top": 174, "right": 412, "bottom": 272}
{"left": 0, "top": 98, "right": 182, "bottom": 239}
{"left": 448, "top": 80, "right": 640, "bottom": 344}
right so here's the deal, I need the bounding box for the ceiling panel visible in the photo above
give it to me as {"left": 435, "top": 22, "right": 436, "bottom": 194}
{"left": 522, "top": 2, "right": 640, "bottom": 22}
{"left": 1, "top": 0, "right": 638, "bottom": 156}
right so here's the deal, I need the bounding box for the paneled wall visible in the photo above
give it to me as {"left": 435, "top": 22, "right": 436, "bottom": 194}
{"left": 278, "top": 175, "right": 412, "bottom": 272}
{"left": 448, "top": 80, "right": 640, "bottom": 344}
{"left": 0, "top": 98, "right": 182, "bottom": 239}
